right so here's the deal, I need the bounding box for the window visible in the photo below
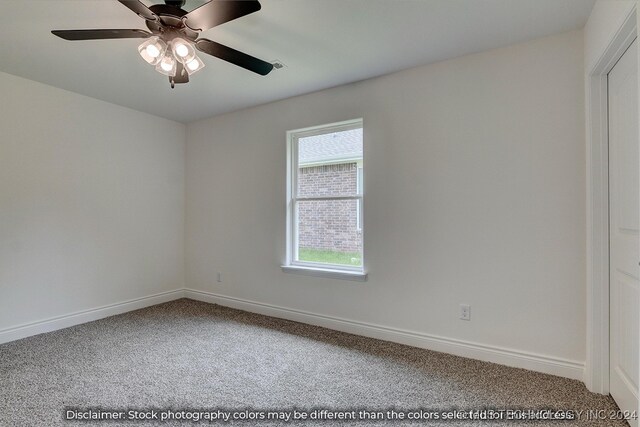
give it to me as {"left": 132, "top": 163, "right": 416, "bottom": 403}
{"left": 283, "top": 119, "right": 365, "bottom": 280}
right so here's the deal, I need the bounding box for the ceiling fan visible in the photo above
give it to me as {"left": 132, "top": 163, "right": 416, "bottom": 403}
{"left": 52, "top": 0, "right": 274, "bottom": 88}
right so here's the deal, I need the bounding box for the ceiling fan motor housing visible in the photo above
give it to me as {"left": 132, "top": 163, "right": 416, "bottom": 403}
{"left": 146, "top": 4, "right": 198, "bottom": 41}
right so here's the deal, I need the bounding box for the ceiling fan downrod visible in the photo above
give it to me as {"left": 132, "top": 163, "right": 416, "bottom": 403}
{"left": 164, "top": 0, "right": 186, "bottom": 8}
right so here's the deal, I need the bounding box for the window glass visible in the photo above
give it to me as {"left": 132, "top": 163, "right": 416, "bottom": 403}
{"left": 287, "top": 120, "right": 363, "bottom": 272}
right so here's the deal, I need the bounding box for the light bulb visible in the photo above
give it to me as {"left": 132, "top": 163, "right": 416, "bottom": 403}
{"left": 146, "top": 44, "right": 160, "bottom": 58}
{"left": 138, "top": 37, "right": 167, "bottom": 65}
{"left": 155, "top": 52, "right": 177, "bottom": 77}
{"left": 187, "top": 59, "right": 199, "bottom": 71}
{"left": 171, "top": 38, "right": 196, "bottom": 64}
{"left": 175, "top": 43, "right": 189, "bottom": 58}
{"left": 184, "top": 56, "right": 205, "bottom": 75}
{"left": 161, "top": 56, "right": 174, "bottom": 71}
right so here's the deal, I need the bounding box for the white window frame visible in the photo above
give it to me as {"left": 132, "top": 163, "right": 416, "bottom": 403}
{"left": 356, "top": 163, "right": 363, "bottom": 231}
{"left": 282, "top": 118, "right": 366, "bottom": 281}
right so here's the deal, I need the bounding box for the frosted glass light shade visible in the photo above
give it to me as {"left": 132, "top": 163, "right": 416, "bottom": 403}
{"left": 171, "top": 38, "right": 196, "bottom": 64}
{"left": 138, "top": 37, "right": 167, "bottom": 65}
{"left": 155, "top": 52, "right": 177, "bottom": 77}
{"left": 185, "top": 56, "right": 205, "bottom": 75}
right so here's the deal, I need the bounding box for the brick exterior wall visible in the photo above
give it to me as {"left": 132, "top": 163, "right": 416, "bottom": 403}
{"left": 298, "top": 163, "right": 362, "bottom": 253}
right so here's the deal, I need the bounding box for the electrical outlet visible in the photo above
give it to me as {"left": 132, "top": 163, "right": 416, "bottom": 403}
{"left": 460, "top": 304, "right": 470, "bottom": 321}
{"left": 216, "top": 272, "right": 222, "bottom": 283}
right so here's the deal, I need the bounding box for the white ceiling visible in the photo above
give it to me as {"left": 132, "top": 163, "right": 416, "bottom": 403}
{"left": 0, "top": 0, "right": 595, "bottom": 123}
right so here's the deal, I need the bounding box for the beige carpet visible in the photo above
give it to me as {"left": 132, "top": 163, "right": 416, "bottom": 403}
{"left": 0, "top": 299, "right": 628, "bottom": 426}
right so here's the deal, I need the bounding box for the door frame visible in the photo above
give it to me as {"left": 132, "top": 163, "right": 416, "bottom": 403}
{"left": 586, "top": 5, "right": 637, "bottom": 394}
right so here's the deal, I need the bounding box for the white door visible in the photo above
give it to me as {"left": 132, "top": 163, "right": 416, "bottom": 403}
{"left": 609, "top": 38, "right": 639, "bottom": 427}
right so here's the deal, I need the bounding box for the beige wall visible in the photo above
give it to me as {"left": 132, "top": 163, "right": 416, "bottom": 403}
{"left": 0, "top": 72, "right": 185, "bottom": 331}
{"left": 186, "top": 30, "right": 586, "bottom": 372}
{"left": 0, "top": 24, "right": 589, "bottom": 380}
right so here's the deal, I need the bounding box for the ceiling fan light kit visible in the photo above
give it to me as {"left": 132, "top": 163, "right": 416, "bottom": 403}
{"left": 141, "top": 36, "right": 204, "bottom": 79}
{"left": 52, "top": 0, "right": 274, "bottom": 88}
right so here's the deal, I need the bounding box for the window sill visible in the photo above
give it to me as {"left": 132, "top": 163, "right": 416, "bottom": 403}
{"left": 281, "top": 265, "right": 367, "bottom": 282}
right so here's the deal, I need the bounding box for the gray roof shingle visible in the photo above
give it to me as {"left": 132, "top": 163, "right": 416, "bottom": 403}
{"left": 299, "top": 128, "right": 362, "bottom": 166}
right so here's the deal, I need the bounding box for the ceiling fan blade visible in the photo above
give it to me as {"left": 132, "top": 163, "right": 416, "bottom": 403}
{"left": 174, "top": 62, "right": 190, "bottom": 84}
{"left": 117, "top": 0, "right": 158, "bottom": 21}
{"left": 195, "top": 38, "right": 273, "bottom": 76}
{"left": 52, "top": 29, "right": 151, "bottom": 41}
{"left": 183, "top": 0, "right": 261, "bottom": 32}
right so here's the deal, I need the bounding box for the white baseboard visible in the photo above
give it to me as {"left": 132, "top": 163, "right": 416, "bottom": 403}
{"left": 0, "top": 289, "right": 185, "bottom": 344}
{"left": 0, "top": 287, "right": 586, "bottom": 383}
{"left": 185, "top": 288, "right": 585, "bottom": 382}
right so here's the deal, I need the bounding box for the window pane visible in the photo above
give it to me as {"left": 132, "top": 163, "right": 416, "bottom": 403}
{"left": 297, "top": 128, "right": 363, "bottom": 198}
{"left": 296, "top": 199, "right": 362, "bottom": 267}
{"left": 298, "top": 163, "right": 360, "bottom": 197}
